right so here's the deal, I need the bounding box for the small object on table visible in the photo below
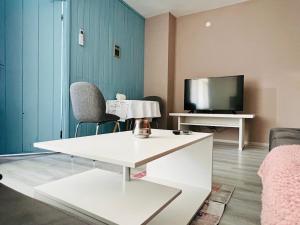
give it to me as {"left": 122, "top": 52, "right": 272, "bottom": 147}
{"left": 183, "top": 130, "right": 192, "bottom": 135}
{"left": 173, "top": 130, "right": 192, "bottom": 135}
{"left": 133, "top": 119, "right": 151, "bottom": 138}
{"left": 116, "top": 93, "right": 126, "bottom": 100}
{"left": 173, "top": 130, "right": 181, "bottom": 135}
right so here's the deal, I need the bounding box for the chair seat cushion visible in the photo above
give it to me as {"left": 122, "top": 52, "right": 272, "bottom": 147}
{"left": 0, "top": 183, "right": 92, "bottom": 225}
{"left": 102, "top": 113, "right": 120, "bottom": 123}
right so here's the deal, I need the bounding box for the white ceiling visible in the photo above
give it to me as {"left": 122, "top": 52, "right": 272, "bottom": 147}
{"left": 123, "top": 0, "right": 249, "bottom": 18}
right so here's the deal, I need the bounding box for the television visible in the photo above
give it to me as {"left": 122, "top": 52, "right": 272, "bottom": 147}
{"left": 184, "top": 75, "right": 244, "bottom": 113}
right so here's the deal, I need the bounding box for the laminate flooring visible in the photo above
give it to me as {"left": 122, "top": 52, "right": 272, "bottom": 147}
{"left": 0, "top": 143, "right": 268, "bottom": 225}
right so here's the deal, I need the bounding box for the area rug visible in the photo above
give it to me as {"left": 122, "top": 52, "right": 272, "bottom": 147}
{"left": 132, "top": 171, "right": 235, "bottom": 225}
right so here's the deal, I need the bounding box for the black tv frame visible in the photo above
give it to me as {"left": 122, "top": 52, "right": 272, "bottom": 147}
{"left": 184, "top": 75, "right": 244, "bottom": 114}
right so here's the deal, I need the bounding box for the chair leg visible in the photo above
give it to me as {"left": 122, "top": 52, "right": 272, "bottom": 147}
{"left": 155, "top": 120, "right": 159, "bottom": 129}
{"left": 126, "top": 120, "right": 129, "bottom": 131}
{"left": 117, "top": 121, "right": 121, "bottom": 132}
{"left": 129, "top": 119, "right": 134, "bottom": 130}
{"left": 113, "top": 121, "right": 120, "bottom": 133}
{"left": 96, "top": 123, "right": 101, "bottom": 135}
{"left": 75, "top": 122, "right": 81, "bottom": 138}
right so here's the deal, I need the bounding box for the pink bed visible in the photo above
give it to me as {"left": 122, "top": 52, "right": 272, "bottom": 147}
{"left": 258, "top": 145, "right": 300, "bottom": 225}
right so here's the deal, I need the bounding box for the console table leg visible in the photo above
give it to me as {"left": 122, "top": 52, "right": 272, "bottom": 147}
{"left": 238, "top": 119, "right": 245, "bottom": 151}
{"left": 178, "top": 116, "right": 181, "bottom": 130}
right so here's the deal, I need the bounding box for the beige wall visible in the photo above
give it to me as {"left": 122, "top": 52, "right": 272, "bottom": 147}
{"left": 144, "top": 13, "right": 176, "bottom": 128}
{"left": 172, "top": 0, "right": 300, "bottom": 143}
{"left": 167, "top": 14, "right": 176, "bottom": 128}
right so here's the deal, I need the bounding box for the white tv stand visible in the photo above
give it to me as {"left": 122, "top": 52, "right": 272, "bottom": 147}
{"left": 169, "top": 113, "right": 255, "bottom": 151}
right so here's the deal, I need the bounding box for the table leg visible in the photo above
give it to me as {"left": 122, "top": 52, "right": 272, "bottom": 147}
{"left": 129, "top": 119, "right": 134, "bottom": 130}
{"left": 126, "top": 119, "right": 134, "bottom": 130}
{"left": 123, "top": 167, "right": 131, "bottom": 183}
{"left": 126, "top": 120, "right": 129, "bottom": 131}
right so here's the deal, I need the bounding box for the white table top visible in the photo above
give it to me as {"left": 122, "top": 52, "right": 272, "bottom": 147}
{"left": 106, "top": 100, "right": 161, "bottom": 121}
{"left": 169, "top": 112, "right": 255, "bottom": 119}
{"left": 35, "top": 169, "right": 181, "bottom": 225}
{"left": 34, "top": 129, "right": 212, "bottom": 168}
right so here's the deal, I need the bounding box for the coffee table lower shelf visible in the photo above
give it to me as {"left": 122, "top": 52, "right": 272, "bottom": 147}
{"left": 34, "top": 169, "right": 181, "bottom": 225}
{"left": 143, "top": 176, "right": 211, "bottom": 225}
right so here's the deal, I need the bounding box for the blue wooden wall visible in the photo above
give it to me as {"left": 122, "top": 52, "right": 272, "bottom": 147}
{"left": 0, "top": 0, "right": 5, "bottom": 151}
{"left": 0, "top": 0, "right": 145, "bottom": 154}
{"left": 0, "top": 0, "right": 4, "bottom": 65}
{"left": 69, "top": 0, "right": 145, "bottom": 136}
{"left": 0, "top": 0, "right": 66, "bottom": 154}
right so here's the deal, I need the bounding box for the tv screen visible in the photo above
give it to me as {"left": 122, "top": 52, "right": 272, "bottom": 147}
{"left": 184, "top": 75, "right": 244, "bottom": 112}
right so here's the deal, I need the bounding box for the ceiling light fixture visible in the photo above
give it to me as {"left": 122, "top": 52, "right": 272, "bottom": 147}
{"left": 205, "top": 21, "right": 212, "bottom": 27}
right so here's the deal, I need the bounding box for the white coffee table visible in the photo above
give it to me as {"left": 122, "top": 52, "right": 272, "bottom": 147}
{"left": 34, "top": 129, "right": 213, "bottom": 225}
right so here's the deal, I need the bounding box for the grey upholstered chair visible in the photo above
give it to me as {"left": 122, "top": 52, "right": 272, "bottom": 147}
{"left": 142, "top": 96, "right": 163, "bottom": 128}
{"left": 70, "top": 82, "right": 120, "bottom": 137}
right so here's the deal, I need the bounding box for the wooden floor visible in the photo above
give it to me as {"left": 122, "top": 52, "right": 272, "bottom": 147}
{"left": 0, "top": 143, "right": 267, "bottom": 225}
{"left": 213, "top": 144, "right": 267, "bottom": 225}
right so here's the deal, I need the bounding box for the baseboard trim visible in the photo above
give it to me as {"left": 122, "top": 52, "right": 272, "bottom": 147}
{"left": 214, "top": 139, "right": 240, "bottom": 145}
{"left": 214, "top": 138, "right": 269, "bottom": 148}
{"left": 248, "top": 141, "right": 269, "bottom": 148}
{"left": 0, "top": 152, "right": 58, "bottom": 157}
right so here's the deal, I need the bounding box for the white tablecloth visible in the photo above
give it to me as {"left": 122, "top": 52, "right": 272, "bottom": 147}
{"left": 106, "top": 100, "right": 161, "bottom": 122}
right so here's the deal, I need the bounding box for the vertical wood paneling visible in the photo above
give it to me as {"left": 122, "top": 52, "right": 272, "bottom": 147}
{"left": 38, "top": 0, "right": 54, "bottom": 141}
{"left": 0, "top": 0, "right": 5, "bottom": 152}
{"left": 1, "top": 0, "right": 67, "bottom": 154}
{"left": 53, "top": 1, "right": 63, "bottom": 140}
{"left": 22, "top": 0, "right": 39, "bottom": 152}
{"left": 1, "top": 0, "right": 143, "bottom": 152}
{"left": 5, "top": 0, "right": 23, "bottom": 154}
{"left": 0, "top": 65, "right": 5, "bottom": 151}
{"left": 0, "top": 0, "right": 4, "bottom": 66}
{"left": 62, "top": 0, "right": 70, "bottom": 139}
{"left": 69, "top": 0, "right": 145, "bottom": 137}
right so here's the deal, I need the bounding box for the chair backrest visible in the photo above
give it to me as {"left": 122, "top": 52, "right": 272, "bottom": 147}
{"left": 142, "top": 96, "right": 163, "bottom": 115}
{"left": 70, "top": 82, "right": 106, "bottom": 123}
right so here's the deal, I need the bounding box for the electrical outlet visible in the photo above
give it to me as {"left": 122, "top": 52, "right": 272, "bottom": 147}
{"left": 114, "top": 45, "right": 120, "bottom": 58}
{"left": 79, "top": 28, "right": 84, "bottom": 46}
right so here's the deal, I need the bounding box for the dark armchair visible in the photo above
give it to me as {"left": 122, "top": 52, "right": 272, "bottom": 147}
{"left": 269, "top": 128, "right": 300, "bottom": 151}
{"left": 142, "top": 96, "right": 163, "bottom": 128}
